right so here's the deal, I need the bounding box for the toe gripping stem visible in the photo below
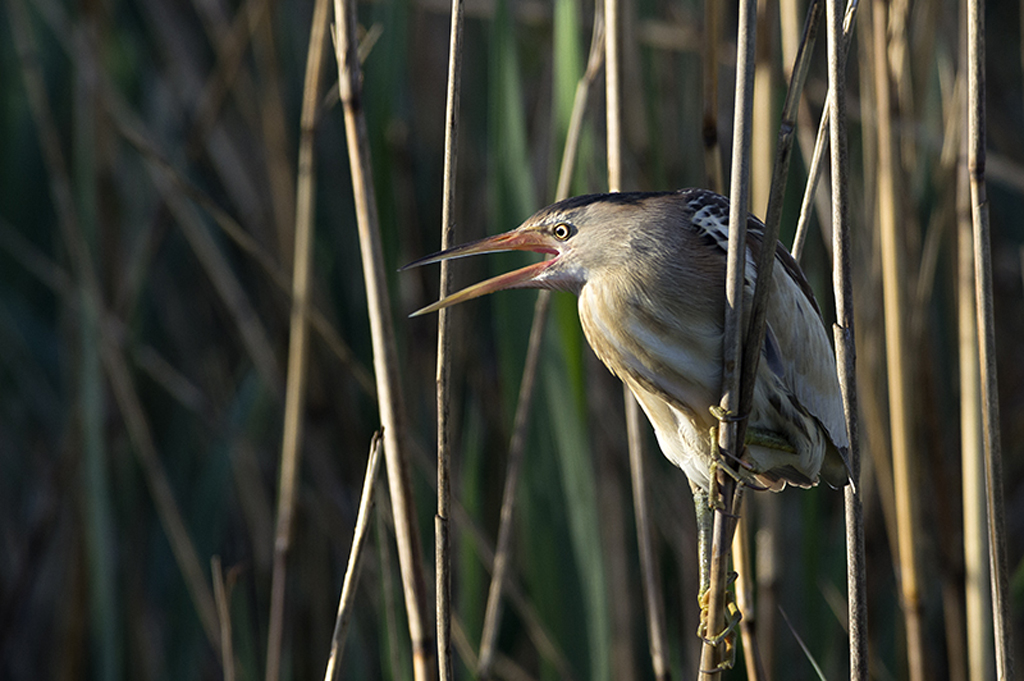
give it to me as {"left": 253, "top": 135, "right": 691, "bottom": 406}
{"left": 698, "top": 571, "right": 742, "bottom": 672}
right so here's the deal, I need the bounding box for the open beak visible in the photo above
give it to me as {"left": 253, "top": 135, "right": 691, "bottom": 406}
{"left": 402, "top": 228, "right": 557, "bottom": 317}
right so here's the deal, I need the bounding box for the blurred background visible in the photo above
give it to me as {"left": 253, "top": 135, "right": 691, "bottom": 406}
{"left": 2, "top": 0, "right": 1023, "bottom": 678}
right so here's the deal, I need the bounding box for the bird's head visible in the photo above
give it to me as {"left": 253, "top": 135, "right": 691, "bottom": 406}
{"left": 403, "top": 193, "right": 659, "bottom": 316}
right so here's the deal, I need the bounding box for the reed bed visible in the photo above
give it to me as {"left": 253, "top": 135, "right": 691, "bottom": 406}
{"left": 1, "top": 0, "right": 1023, "bottom": 679}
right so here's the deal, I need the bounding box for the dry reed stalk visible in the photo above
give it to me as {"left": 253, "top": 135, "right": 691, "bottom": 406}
{"left": 790, "top": 0, "right": 859, "bottom": 263}
{"left": 824, "top": 0, "right": 865, "bottom": 676}
{"left": 782, "top": 0, "right": 836, "bottom": 264}
{"left": 744, "top": 1, "right": 823, "bottom": 669}
{"left": 595, "top": 0, "right": 672, "bottom": 673}
{"left": 212, "top": 557, "right": 236, "bottom": 681}
{"left": 605, "top": 0, "right": 621, "bottom": 193}
{"left": 967, "top": 0, "right": 1015, "bottom": 675}
{"left": 604, "top": 0, "right": 641, "bottom": 677}
{"left": 477, "top": 15, "right": 604, "bottom": 678}
{"left": 627, "top": 386, "right": 670, "bottom": 681}
{"left": 731, "top": 513, "right": 765, "bottom": 681}
{"left": 265, "top": 1, "right": 329, "bottom": 677}
{"left": 605, "top": 0, "right": 644, "bottom": 676}
{"left": 434, "top": 0, "right": 464, "bottom": 676}
{"left": 958, "top": 125, "right": 993, "bottom": 681}
{"left": 869, "top": 2, "right": 926, "bottom": 677}
{"left": 757, "top": 2, "right": 825, "bottom": 667}
{"left": 743, "top": 0, "right": 824, "bottom": 468}
{"left": 325, "top": 432, "right": 385, "bottom": 680}
{"left": 700, "top": 0, "right": 756, "bottom": 675}
{"left": 751, "top": 0, "right": 775, "bottom": 217}
{"left": 332, "top": 0, "right": 433, "bottom": 677}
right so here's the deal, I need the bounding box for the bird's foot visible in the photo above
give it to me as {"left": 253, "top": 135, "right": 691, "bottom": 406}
{"left": 707, "top": 406, "right": 757, "bottom": 474}
{"left": 697, "top": 574, "right": 741, "bottom": 672}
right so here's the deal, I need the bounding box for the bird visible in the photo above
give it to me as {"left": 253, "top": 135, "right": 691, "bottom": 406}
{"left": 404, "top": 188, "right": 850, "bottom": 661}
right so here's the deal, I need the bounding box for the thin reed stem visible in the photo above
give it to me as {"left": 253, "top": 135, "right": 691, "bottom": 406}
{"left": 701, "top": 0, "right": 756, "bottom": 675}
{"left": 958, "top": 156, "right": 992, "bottom": 681}
{"left": 967, "top": 0, "right": 1015, "bottom": 675}
{"left": 434, "top": 0, "right": 464, "bottom": 676}
{"left": 325, "top": 432, "right": 385, "bottom": 680}
{"left": 732, "top": 512, "right": 765, "bottom": 681}
{"left": 824, "top": 0, "right": 866, "bottom": 676}
{"left": 740, "top": 0, "right": 820, "bottom": 471}
{"left": 791, "top": 0, "right": 860, "bottom": 262}
{"left": 627, "top": 388, "right": 670, "bottom": 681}
{"left": 332, "top": 0, "right": 433, "bottom": 677}
{"left": 605, "top": 0, "right": 621, "bottom": 192}
{"left": 869, "top": 1, "right": 926, "bottom": 676}
{"left": 958, "top": 108, "right": 993, "bottom": 681}
{"left": 265, "top": 1, "right": 329, "bottom": 677}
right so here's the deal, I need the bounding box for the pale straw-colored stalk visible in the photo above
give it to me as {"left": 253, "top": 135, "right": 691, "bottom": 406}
{"left": 751, "top": 0, "right": 775, "bottom": 218}
{"left": 790, "top": 0, "right": 860, "bottom": 263}
{"left": 869, "top": 1, "right": 925, "bottom": 677}
{"left": 825, "top": 0, "right": 866, "bottom": 676}
{"left": 332, "top": 0, "right": 434, "bottom": 677}
{"left": 265, "top": 1, "right": 329, "bottom": 677}
{"left": 958, "top": 153, "right": 993, "bottom": 681}
{"left": 605, "top": 0, "right": 622, "bottom": 193}
{"left": 324, "top": 432, "right": 385, "bottom": 680}
{"left": 604, "top": 0, "right": 647, "bottom": 677}
{"left": 598, "top": 0, "right": 673, "bottom": 672}
{"left": 967, "top": 0, "right": 1015, "bottom": 675}
{"left": 627, "top": 381, "right": 671, "bottom": 681}
{"left": 731, "top": 512, "right": 765, "bottom": 681}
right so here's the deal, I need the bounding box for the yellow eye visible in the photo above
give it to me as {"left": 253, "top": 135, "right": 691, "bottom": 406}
{"left": 552, "top": 222, "right": 572, "bottom": 240}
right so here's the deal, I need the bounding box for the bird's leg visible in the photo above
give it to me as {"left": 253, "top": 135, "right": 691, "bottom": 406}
{"left": 692, "top": 483, "right": 712, "bottom": 598}
{"left": 693, "top": 475, "right": 742, "bottom": 671}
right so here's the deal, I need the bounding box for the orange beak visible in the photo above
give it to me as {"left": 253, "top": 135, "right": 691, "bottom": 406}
{"left": 402, "top": 228, "right": 557, "bottom": 317}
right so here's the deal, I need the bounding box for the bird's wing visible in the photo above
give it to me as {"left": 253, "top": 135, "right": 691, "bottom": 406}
{"left": 748, "top": 230, "right": 849, "bottom": 451}
{"left": 681, "top": 189, "right": 848, "bottom": 451}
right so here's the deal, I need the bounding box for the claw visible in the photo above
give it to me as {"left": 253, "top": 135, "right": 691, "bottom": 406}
{"left": 709, "top": 405, "right": 743, "bottom": 423}
{"left": 708, "top": 424, "right": 757, "bottom": 476}
{"left": 696, "top": 573, "right": 742, "bottom": 671}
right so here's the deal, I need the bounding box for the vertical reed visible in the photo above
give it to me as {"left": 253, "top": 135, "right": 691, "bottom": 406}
{"left": 434, "top": 0, "right": 464, "bottom": 675}
{"left": 265, "top": 0, "right": 329, "bottom": 677}
{"left": 869, "top": 0, "right": 926, "bottom": 676}
{"left": 332, "top": 0, "right": 433, "bottom": 677}
{"left": 967, "top": 0, "right": 1015, "bottom": 675}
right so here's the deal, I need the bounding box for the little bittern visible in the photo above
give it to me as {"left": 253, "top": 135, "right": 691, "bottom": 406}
{"left": 405, "top": 189, "right": 850, "bottom": 655}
